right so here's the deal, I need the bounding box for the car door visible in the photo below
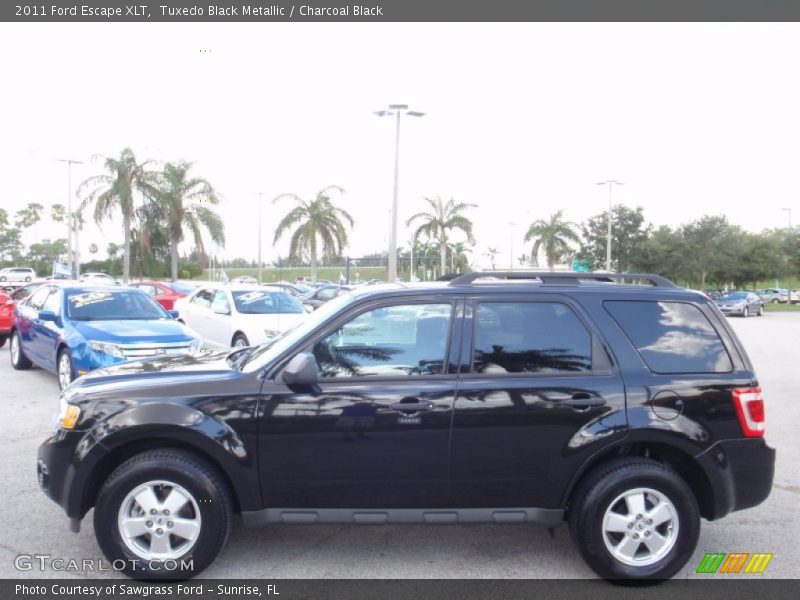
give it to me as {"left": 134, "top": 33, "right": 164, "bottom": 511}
{"left": 182, "top": 288, "right": 214, "bottom": 340}
{"left": 449, "top": 295, "right": 627, "bottom": 509}
{"left": 16, "top": 285, "right": 53, "bottom": 364}
{"left": 258, "top": 297, "right": 463, "bottom": 509}
{"left": 207, "top": 290, "right": 234, "bottom": 346}
{"left": 35, "top": 287, "right": 64, "bottom": 371}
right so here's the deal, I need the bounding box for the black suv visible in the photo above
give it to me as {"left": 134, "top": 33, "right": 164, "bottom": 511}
{"left": 37, "top": 272, "right": 775, "bottom": 581}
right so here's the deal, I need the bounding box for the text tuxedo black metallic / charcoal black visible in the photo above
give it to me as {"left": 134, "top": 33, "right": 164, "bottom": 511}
{"left": 37, "top": 272, "right": 775, "bottom": 581}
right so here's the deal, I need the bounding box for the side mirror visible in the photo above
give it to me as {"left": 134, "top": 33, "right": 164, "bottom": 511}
{"left": 169, "top": 310, "right": 180, "bottom": 319}
{"left": 38, "top": 310, "right": 58, "bottom": 322}
{"left": 278, "top": 352, "right": 318, "bottom": 386}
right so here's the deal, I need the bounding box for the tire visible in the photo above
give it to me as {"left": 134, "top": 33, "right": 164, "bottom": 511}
{"left": 10, "top": 331, "right": 32, "bottom": 370}
{"left": 771, "top": 298, "right": 778, "bottom": 304}
{"left": 0, "top": 276, "right": 5, "bottom": 282}
{"left": 742, "top": 307, "right": 748, "bottom": 318}
{"left": 0, "top": 335, "right": 6, "bottom": 349}
{"left": 568, "top": 458, "right": 700, "bottom": 583}
{"left": 57, "top": 348, "right": 74, "bottom": 390}
{"left": 24, "top": 276, "right": 31, "bottom": 282}
{"left": 757, "top": 305, "right": 764, "bottom": 317}
{"left": 232, "top": 333, "right": 249, "bottom": 348}
{"left": 94, "top": 449, "right": 233, "bottom": 580}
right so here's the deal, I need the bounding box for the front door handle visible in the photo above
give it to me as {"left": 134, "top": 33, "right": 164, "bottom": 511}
{"left": 565, "top": 393, "right": 606, "bottom": 409}
{"left": 391, "top": 399, "right": 435, "bottom": 413}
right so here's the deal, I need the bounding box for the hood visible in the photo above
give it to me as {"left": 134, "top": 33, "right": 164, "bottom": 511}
{"left": 72, "top": 319, "right": 194, "bottom": 343}
{"left": 69, "top": 349, "right": 236, "bottom": 392}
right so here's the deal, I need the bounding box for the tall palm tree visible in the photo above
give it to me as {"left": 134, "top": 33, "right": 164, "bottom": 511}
{"left": 524, "top": 210, "right": 579, "bottom": 271}
{"left": 484, "top": 247, "right": 500, "bottom": 270}
{"left": 273, "top": 186, "right": 353, "bottom": 283}
{"left": 15, "top": 202, "right": 43, "bottom": 229}
{"left": 149, "top": 161, "right": 225, "bottom": 281}
{"left": 78, "top": 148, "right": 154, "bottom": 282}
{"left": 51, "top": 204, "right": 66, "bottom": 224}
{"left": 406, "top": 196, "right": 476, "bottom": 276}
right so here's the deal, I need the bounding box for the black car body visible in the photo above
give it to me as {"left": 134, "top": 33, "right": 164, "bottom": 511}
{"left": 300, "top": 284, "right": 353, "bottom": 310}
{"left": 38, "top": 272, "right": 775, "bottom": 581}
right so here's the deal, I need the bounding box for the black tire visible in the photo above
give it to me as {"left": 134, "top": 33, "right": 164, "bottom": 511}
{"left": 232, "top": 333, "right": 249, "bottom": 348}
{"left": 24, "top": 276, "right": 31, "bottom": 282}
{"left": 0, "top": 276, "right": 5, "bottom": 282}
{"left": 568, "top": 458, "right": 700, "bottom": 583}
{"left": 94, "top": 448, "right": 233, "bottom": 580}
{"left": 757, "top": 305, "right": 764, "bottom": 317}
{"left": 57, "top": 348, "right": 75, "bottom": 390}
{"left": 0, "top": 335, "right": 6, "bottom": 349}
{"left": 742, "top": 307, "right": 748, "bottom": 318}
{"left": 10, "top": 331, "right": 32, "bottom": 370}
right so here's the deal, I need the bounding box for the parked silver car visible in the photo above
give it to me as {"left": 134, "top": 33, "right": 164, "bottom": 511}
{"left": 716, "top": 291, "right": 764, "bottom": 317}
{"left": 756, "top": 288, "right": 787, "bottom": 304}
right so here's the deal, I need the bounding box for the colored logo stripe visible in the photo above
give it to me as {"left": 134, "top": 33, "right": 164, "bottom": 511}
{"left": 744, "top": 553, "right": 773, "bottom": 574}
{"left": 720, "top": 553, "right": 749, "bottom": 573}
{"left": 697, "top": 553, "right": 726, "bottom": 573}
{"left": 696, "top": 552, "right": 773, "bottom": 574}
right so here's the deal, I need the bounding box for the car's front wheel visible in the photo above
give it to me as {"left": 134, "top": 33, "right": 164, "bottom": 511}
{"left": 758, "top": 305, "right": 764, "bottom": 316}
{"left": 232, "top": 333, "right": 249, "bottom": 348}
{"left": 10, "top": 331, "right": 32, "bottom": 370}
{"left": 57, "top": 349, "right": 74, "bottom": 390}
{"left": 742, "top": 307, "right": 749, "bottom": 318}
{"left": 0, "top": 335, "right": 6, "bottom": 349}
{"left": 569, "top": 458, "right": 700, "bottom": 583}
{"left": 94, "top": 449, "right": 233, "bottom": 580}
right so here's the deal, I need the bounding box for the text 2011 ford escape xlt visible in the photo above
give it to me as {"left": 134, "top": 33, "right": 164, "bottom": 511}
{"left": 37, "top": 272, "right": 775, "bottom": 581}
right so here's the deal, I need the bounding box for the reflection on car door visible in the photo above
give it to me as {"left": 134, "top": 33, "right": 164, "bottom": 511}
{"left": 17, "top": 285, "right": 53, "bottom": 365}
{"left": 450, "top": 296, "right": 627, "bottom": 509}
{"left": 207, "top": 290, "right": 233, "bottom": 346}
{"left": 259, "top": 298, "right": 463, "bottom": 509}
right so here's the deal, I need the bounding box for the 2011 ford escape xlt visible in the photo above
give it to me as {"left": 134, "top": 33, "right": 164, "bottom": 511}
{"left": 36, "top": 272, "right": 775, "bottom": 581}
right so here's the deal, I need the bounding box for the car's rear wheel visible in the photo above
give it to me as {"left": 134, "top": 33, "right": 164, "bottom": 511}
{"left": 10, "top": 331, "right": 32, "bottom": 370}
{"left": 57, "top": 349, "right": 74, "bottom": 390}
{"left": 94, "top": 449, "right": 233, "bottom": 580}
{"left": 569, "top": 458, "right": 700, "bottom": 583}
{"left": 232, "top": 333, "right": 249, "bottom": 348}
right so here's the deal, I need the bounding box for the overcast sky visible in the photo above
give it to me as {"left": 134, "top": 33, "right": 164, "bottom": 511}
{"left": 1, "top": 22, "right": 798, "bottom": 268}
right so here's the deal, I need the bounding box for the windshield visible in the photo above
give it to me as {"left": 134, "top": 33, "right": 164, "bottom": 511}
{"left": 242, "top": 292, "right": 355, "bottom": 372}
{"left": 720, "top": 292, "right": 747, "bottom": 301}
{"left": 67, "top": 289, "right": 172, "bottom": 321}
{"left": 232, "top": 290, "right": 304, "bottom": 314}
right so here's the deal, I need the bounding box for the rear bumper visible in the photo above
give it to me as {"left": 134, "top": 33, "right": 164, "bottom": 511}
{"left": 697, "top": 438, "right": 775, "bottom": 520}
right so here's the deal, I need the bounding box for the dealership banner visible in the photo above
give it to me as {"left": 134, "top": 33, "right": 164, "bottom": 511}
{"left": 4, "top": 579, "right": 800, "bottom": 600}
{"left": 6, "top": 0, "right": 800, "bottom": 22}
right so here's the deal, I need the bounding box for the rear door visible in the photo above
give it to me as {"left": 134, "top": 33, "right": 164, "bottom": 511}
{"left": 449, "top": 294, "right": 627, "bottom": 509}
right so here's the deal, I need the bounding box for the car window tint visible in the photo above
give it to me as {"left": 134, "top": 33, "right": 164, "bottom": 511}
{"left": 27, "top": 286, "right": 51, "bottom": 310}
{"left": 317, "top": 287, "right": 337, "bottom": 301}
{"left": 211, "top": 290, "right": 231, "bottom": 313}
{"left": 192, "top": 289, "right": 214, "bottom": 308}
{"left": 42, "top": 289, "right": 61, "bottom": 314}
{"left": 313, "top": 303, "right": 452, "bottom": 378}
{"left": 605, "top": 300, "right": 732, "bottom": 373}
{"left": 472, "top": 302, "right": 592, "bottom": 374}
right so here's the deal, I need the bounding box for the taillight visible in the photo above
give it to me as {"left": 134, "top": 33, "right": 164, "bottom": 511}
{"left": 732, "top": 387, "right": 765, "bottom": 438}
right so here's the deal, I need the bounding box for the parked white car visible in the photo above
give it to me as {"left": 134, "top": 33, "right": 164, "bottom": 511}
{"left": 0, "top": 267, "right": 36, "bottom": 282}
{"left": 174, "top": 284, "right": 308, "bottom": 348}
{"left": 79, "top": 272, "right": 118, "bottom": 285}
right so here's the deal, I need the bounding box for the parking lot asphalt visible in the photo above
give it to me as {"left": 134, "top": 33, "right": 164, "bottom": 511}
{"left": 0, "top": 313, "right": 797, "bottom": 580}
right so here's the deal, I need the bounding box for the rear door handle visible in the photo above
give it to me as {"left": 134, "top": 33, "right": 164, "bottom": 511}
{"left": 565, "top": 393, "right": 606, "bottom": 409}
{"left": 391, "top": 400, "right": 436, "bottom": 413}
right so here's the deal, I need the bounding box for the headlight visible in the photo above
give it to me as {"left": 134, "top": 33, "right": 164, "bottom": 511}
{"left": 189, "top": 338, "right": 204, "bottom": 353}
{"left": 56, "top": 396, "right": 81, "bottom": 430}
{"left": 89, "top": 341, "right": 125, "bottom": 358}
{"left": 263, "top": 329, "right": 279, "bottom": 339}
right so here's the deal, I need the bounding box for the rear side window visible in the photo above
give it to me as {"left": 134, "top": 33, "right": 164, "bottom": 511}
{"left": 472, "top": 302, "right": 592, "bottom": 374}
{"left": 605, "top": 300, "right": 732, "bottom": 373}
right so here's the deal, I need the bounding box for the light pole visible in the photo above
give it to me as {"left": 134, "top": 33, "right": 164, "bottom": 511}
{"left": 597, "top": 180, "right": 624, "bottom": 272}
{"left": 56, "top": 158, "right": 83, "bottom": 277}
{"left": 374, "top": 104, "right": 425, "bottom": 282}
{"left": 257, "top": 192, "right": 266, "bottom": 283}
{"left": 507, "top": 222, "right": 516, "bottom": 269}
{"left": 783, "top": 207, "right": 793, "bottom": 303}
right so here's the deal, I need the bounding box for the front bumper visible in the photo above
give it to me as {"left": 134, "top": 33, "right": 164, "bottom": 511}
{"left": 37, "top": 430, "right": 96, "bottom": 522}
{"left": 696, "top": 438, "right": 775, "bottom": 520}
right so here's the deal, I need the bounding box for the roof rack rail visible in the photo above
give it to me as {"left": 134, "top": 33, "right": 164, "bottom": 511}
{"left": 447, "top": 271, "right": 678, "bottom": 288}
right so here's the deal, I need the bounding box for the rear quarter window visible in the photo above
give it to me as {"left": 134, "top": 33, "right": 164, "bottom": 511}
{"left": 604, "top": 300, "right": 732, "bottom": 374}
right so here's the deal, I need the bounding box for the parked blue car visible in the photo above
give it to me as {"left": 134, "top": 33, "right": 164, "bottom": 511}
{"left": 10, "top": 283, "right": 202, "bottom": 389}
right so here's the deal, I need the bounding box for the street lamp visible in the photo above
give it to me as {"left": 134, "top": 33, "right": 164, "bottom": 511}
{"left": 597, "top": 180, "right": 624, "bottom": 272}
{"left": 783, "top": 207, "right": 793, "bottom": 303}
{"left": 374, "top": 104, "right": 425, "bottom": 282}
{"left": 257, "top": 192, "right": 266, "bottom": 283}
{"left": 56, "top": 158, "right": 83, "bottom": 277}
{"left": 507, "top": 222, "right": 516, "bottom": 269}
{"left": 783, "top": 207, "right": 792, "bottom": 229}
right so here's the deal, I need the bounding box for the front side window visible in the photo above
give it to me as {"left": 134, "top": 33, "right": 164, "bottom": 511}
{"left": 472, "top": 302, "right": 592, "bottom": 374}
{"left": 605, "top": 300, "right": 732, "bottom": 373}
{"left": 27, "top": 286, "right": 52, "bottom": 311}
{"left": 211, "top": 290, "right": 231, "bottom": 314}
{"left": 232, "top": 291, "right": 304, "bottom": 314}
{"left": 313, "top": 303, "right": 453, "bottom": 378}
{"left": 42, "top": 289, "right": 62, "bottom": 314}
{"left": 191, "top": 289, "right": 214, "bottom": 308}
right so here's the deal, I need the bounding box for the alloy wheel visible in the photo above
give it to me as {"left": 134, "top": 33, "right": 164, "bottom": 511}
{"left": 58, "top": 353, "right": 72, "bottom": 390}
{"left": 601, "top": 487, "right": 679, "bottom": 567}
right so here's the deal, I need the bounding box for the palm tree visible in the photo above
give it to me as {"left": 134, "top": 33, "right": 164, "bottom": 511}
{"left": 15, "top": 202, "right": 43, "bottom": 229}
{"left": 524, "top": 210, "right": 579, "bottom": 271}
{"left": 406, "top": 196, "right": 476, "bottom": 277}
{"left": 78, "top": 148, "right": 154, "bottom": 282}
{"left": 51, "top": 204, "right": 66, "bottom": 224}
{"left": 484, "top": 247, "right": 500, "bottom": 270}
{"left": 149, "top": 161, "right": 225, "bottom": 281}
{"left": 273, "top": 186, "right": 353, "bottom": 283}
